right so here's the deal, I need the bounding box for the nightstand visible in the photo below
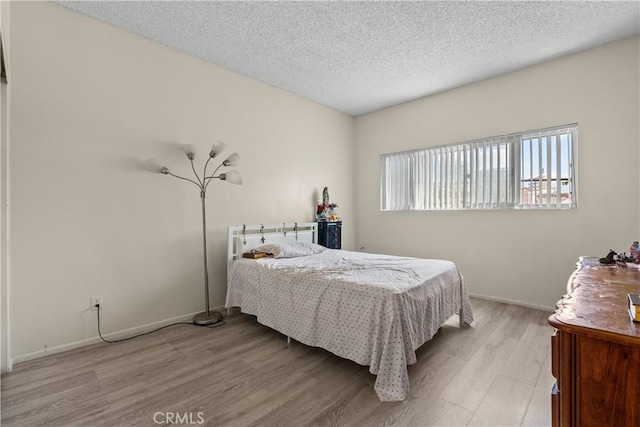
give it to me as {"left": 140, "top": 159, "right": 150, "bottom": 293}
{"left": 317, "top": 221, "right": 341, "bottom": 249}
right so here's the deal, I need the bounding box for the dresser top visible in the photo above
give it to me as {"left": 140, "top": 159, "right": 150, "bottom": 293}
{"left": 549, "top": 257, "right": 640, "bottom": 345}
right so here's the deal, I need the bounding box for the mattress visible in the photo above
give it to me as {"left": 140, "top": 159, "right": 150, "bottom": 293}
{"left": 225, "top": 248, "right": 473, "bottom": 401}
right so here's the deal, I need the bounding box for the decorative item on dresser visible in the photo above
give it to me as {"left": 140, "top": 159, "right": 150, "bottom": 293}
{"left": 317, "top": 220, "right": 341, "bottom": 249}
{"left": 146, "top": 142, "right": 242, "bottom": 325}
{"left": 549, "top": 257, "right": 640, "bottom": 427}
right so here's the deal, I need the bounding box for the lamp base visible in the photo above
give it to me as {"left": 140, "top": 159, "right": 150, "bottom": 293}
{"left": 193, "top": 311, "right": 223, "bottom": 325}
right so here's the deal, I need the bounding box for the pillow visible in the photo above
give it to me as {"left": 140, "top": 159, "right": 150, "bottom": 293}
{"left": 254, "top": 242, "right": 326, "bottom": 258}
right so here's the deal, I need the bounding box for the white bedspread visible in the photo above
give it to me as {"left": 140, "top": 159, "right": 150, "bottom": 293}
{"left": 225, "top": 249, "right": 474, "bottom": 401}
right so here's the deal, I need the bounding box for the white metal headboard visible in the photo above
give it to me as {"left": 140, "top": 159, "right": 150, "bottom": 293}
{"left": 227, "top": 222, "right": 317, "bottom": 275}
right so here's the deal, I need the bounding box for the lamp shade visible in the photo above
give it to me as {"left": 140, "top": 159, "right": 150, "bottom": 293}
{"left": 209, "top": 141, "right": 226, "bottom": 158}
{"left": 221, "top": 170, "right": 243, "bottom": 185}
{"left": 182, "top": 144, "right": 197, "bottom": 160}
{"left": 223, "top": 152, "right": 240, "bottom": 167}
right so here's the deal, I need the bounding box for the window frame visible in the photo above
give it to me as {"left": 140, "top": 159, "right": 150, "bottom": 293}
{"left": 380, "top": 124, "right": 578, "bottom": 211}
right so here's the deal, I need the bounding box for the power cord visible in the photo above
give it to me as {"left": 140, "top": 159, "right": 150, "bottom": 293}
{"left": 94, "top": 303, "right": 225, "bottom": 344}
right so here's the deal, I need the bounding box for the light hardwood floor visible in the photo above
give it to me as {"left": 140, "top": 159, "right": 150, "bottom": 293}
{"left": 1, "top": 298, "right": 555, "bottom": 426}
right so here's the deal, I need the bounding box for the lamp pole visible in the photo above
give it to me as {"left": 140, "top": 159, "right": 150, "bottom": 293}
{"left": 150, "top": 143, "right": 242, "bottom": 326}
{"left": 193, "top": 189, "right": 215, "bottom": 324}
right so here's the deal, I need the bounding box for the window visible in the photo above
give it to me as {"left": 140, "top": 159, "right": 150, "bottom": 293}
{"left": 380, "top": 124, "right": 577, "bottom": 211}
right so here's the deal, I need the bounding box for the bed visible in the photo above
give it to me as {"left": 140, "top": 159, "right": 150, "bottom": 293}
{"left": 225, "top": 222, "right": 473, "bottom": 401}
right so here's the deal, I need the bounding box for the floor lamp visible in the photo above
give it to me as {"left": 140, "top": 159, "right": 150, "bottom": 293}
{"left": 150, "top": 142, "right": 242, "bottom": 325}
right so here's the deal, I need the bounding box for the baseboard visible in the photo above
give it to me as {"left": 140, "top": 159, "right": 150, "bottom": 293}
{"left": 13, "top": 305, "right": 226, "bottom": 365}
{"left": 468, "top": 293, "right": 555, "bottom": 312}
{"left": 13, "top": 297, "right": 551, "bottom": 365}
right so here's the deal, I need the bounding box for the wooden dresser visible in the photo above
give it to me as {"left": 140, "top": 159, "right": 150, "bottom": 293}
{"left": 549, "top": 257, "right": 640, "bottom": 427}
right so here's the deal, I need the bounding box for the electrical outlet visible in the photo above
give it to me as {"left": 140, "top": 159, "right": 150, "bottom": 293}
{"left": 90, "top": 296, "right": 103, "bottom": 311}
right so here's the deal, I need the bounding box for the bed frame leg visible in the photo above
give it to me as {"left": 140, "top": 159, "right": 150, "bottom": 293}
{"left": 287, "top": 336, "right": 291, "bottom": 345}
{"left": 459, "top": 308, "right": 464, "bottom": 328}
{"left": 227, "top": 307, "right": 234, "bottom": 316}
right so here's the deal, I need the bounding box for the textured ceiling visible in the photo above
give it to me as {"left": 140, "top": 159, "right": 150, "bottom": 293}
{"left": 54, "top": 1, "right": 640, "bottom": 116}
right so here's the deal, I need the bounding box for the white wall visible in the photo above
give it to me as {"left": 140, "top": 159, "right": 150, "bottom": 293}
{"left": 355, "top": 36, "right": 640, "bottom": 310}
{"left": 8, "top": 2, "right": 354, "bottom": 362}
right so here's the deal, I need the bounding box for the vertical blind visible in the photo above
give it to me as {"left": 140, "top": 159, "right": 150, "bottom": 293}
{"left": 380, "top": 124, "right": 577, "bottom": 211}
